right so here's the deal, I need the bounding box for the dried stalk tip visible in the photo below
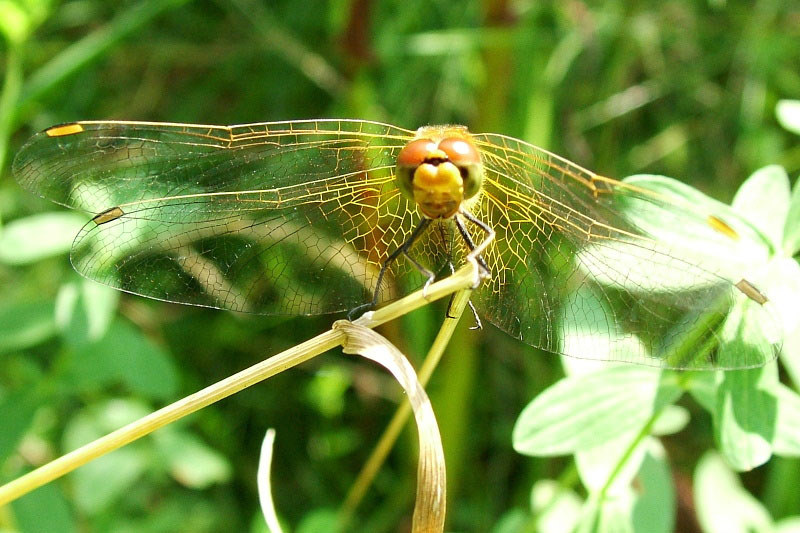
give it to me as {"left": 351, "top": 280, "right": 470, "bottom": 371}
{"left": 334, "top": 321, "right": 447, "bottom": 533}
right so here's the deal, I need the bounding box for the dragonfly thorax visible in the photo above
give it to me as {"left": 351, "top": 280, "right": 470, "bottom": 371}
{"left": 395, "top": 127, "right": 484, "bottom": 219}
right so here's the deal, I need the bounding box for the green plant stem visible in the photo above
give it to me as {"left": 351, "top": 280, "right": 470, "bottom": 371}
{"left": 0, "top": 262, "right": 479, "bottom": 507}
{"left": 0, "top": 42, "right": 24, "bottom": 174}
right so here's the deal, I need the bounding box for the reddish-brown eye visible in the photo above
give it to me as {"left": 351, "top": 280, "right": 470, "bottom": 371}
{"left": 438, "top": 137, "right": 481, "bottom": 165}
{"left": 397, "top": 138, "right": 438, "bottom": 166}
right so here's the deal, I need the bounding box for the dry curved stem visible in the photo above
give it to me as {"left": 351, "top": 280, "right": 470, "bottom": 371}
{"left": 257, "top": 428, "right": 284, "bottom": 533}
{"left": 337, "top": 289, "right": 473, "bottom": 527}
{"left": 335, "top": 322, "right": 446, "bottom": 533}
{"left": 0, "top": 261, "right": 478, "bottom": 507}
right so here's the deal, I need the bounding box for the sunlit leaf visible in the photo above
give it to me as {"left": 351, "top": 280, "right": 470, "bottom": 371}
{"left": 155, "top": 431, "right": 232, "bottom": 489}
{"left": 530, "top": 480, "right": 583, "bottom": 533}
{"left": 0, "top": 300, "right": 56, "bottom": 353}
{"left": 0, "top": 388, "right": 43, "bottom": 464}
{"left": 773, "top": 384, "right": 800, "bottom": 457}
{"left": 0, "top": 212, "right": 86, "bottom": 265}
{"left": 631, "top": 442, "right": 675, "bottom": 533}
{"left": 776, "top": 99, "right": 800, "bottom": 135}
{"left": 714, "top": 366, "right": 777, "bottom": 471}
{"left": 694, "top": 452, "right": 773, "bottom": 533}
{"left": 513, "top": 366, "right": 679, "bottom": 456}
{"left": 10, "top": 482, "right": 75, "bottom": 533}
{"left": 62, "top": 400, "right": 151, "bottom": 513}
{"left": 732, "top": 165, "right": 790, "bottom": 250}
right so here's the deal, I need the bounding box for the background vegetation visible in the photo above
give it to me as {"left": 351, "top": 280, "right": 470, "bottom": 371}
{"left": 1, "top": 1, "right": 799, "bottom": 532}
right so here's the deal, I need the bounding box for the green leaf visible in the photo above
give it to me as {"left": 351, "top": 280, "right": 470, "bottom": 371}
{"left": 530, "top": 480, "right": 583, "bottom": 533}
{"left": 694, "top": 452, "right": 773, "bottom": 533}
{"left": 776, "top": 517, "right": 800, "bottom": 533}
{"left": 715, "top": 366, "right": 777, "bottom": 470}
{"left": 773, "top": 384, "right": 800, "bottom": 456}
{"left": 296, "top": 509, "right": 340, "bottom": 533}
{"left": 0, "top": 300, "right": 56, "bottom": 353}
{"left": 513, "top": 366, "right": 678, "bottom": 456}
{"left": 621, "top": 176, "right": 768, "bottom": 252}
{"left": 0, "top": 388, "right": 43, "bottom": 464}
{"left": 155, "top": 430, "right": 232, "bottom": 489}
{"left": 761, "top": 258, "right": 800, "bottom": 385}
{"left": 10, "top": 481, "right": 75, "bottom": 533}
{"left": 776, "top": 99, "right": 800, "bottom": 135}
{"left": 732, "top": 165, "right": 791, "bottom": 249}
{"left": 651, "top": 405, "right": 690, "bottom": 436}
{"left": 55, "top": 278, "right": 119, "bottom": 345}
{"left": 575, "top": 492, "right": 635, "bottom": 533}
{"left": 305, "top": 364, "right": 351, "bottom": 418}
{"left": 686, "top": 372, "right": 718, "bottom": 413}
{"left": 579, "top": 175, "right": 770, "bottom": 293}
{"left": 631, "top": 443, "right": 675, "bottom": 533}
{"left": 0, "top": 212, "right": 86, "bottom": 265}
{"left": 574, "top": 431, "right": 649, "bottom": 494}
{"left": 62, "top": 399, "right": 152, "bottom": 513}
{"left": 783, "top": 178, "right": 800, "bottom": 256}
{"left": 62, "top": 318, "right": 178, "bottom": 400}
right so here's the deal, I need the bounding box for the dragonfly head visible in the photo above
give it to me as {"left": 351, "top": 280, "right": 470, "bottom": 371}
{"left": 396, "top": 127, "right": 484, "bottom": 219}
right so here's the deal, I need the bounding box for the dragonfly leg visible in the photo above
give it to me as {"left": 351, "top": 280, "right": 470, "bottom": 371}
{"left": 454, "top": 210, "right": 494, "bottom": 287}
{"left": 444, "top": 260, "right": 483, "bottom": 329}
{"left": 348, "top": 218, "right": 431, "bottom": 320}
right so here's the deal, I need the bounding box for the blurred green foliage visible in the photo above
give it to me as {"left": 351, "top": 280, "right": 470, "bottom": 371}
{"left": 1, "top": 1, "right": 800, "bottom": 532}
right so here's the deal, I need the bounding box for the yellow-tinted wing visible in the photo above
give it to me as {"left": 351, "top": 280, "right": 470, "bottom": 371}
{"left": 13, "top": 119, "right": 445, "bottom": 314}
{"left": 468, "top": 132, "right": 779, "bottom": 369}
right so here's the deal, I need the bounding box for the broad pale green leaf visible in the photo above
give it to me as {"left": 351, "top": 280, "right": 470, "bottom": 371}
{"left": 513, "top": 366, "right": 677, "bottom": 456}
{"left": 0, "top": 388, "right": 43, "bottom": 464}
{"left": 530, "top": 480, "right": 583, "bottom": 533}
{"left": 686, "top": 372, "right": 718, "bottom": 413}
{"left": 575, "top": 431, "right": 649, "bottom": 494}
{"left": 61, "top": 318, "right": 178, "bottom": 400}
{"left": 773, "top": 384, "right": 800, "bottom": 456}
{"left": 155, "top": 430, "right": 232, "bottom": 489}
{"left": 63, "top": 400, "right": 151, "bottom": 513}
{"left": 761, "top": 258, "right": 800, "bottom": 384}
{"left": 55, "top": 278, "right": 119, "bottom": 345}
{"left": 0, "top": 300, "right": 56, "bottom": 353}
{"left": 577, "top": 175, "right": 770, "bottom": 294}
{"left": 631, "top": 442, "right": 675, "bottom": 533}
{"left": 622, "top": 175, "right": 769, "bottom": 261}
{"left": 776, "top": 517, "right": 800, "bottom": 533}
{"left": 783, "top": 177, "right": 800, "bottom": 255}
{"left": 575, "top": 492, "right": 635, "bottom": 533}
{"left": 732, "top": 165, "right": 791, "bottom": 250}
{"left": 776, "top": 99, "right": 800, "bottom": 135}
{"left": 651, "top": 405, "right": 690, "bottom": 436}
{"left": 559, "top": 287, "right": 647, "bottom": 372}
{"left": 715, "top": 366, "right": 777, "bottom": 470}
{"left": 10, "top": 482, "right": 75, "bottom": 533}
{"left": 0, "top": 212, "right": 86, "bottom": 265}
{"left": 694, "top": 452, "right": 773, "bottom": 533}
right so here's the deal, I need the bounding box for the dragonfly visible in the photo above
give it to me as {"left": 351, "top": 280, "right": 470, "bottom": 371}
{"left": 12, "top": 119, "right": 779, "bottom": 370}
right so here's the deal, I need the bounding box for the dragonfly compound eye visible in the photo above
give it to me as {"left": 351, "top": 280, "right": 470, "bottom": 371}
{"left": 438, "top": 137, "right": 483, "bottom": 199}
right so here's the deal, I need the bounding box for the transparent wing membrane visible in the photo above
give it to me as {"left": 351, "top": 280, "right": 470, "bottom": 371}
{"left": 13, "top": 120, "right": 780, "bottom": 369}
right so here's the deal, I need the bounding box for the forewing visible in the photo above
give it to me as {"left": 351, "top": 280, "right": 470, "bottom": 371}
{"left": 470, "top": 133, "right": 779, "bottom": 370}
{"left": 12, "top": 120, "right": 437, "bottom": 314}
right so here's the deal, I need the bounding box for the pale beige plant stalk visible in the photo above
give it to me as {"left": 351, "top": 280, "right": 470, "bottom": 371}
{"left": 0, "top": 261, "right": 479, "bottom": 523}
